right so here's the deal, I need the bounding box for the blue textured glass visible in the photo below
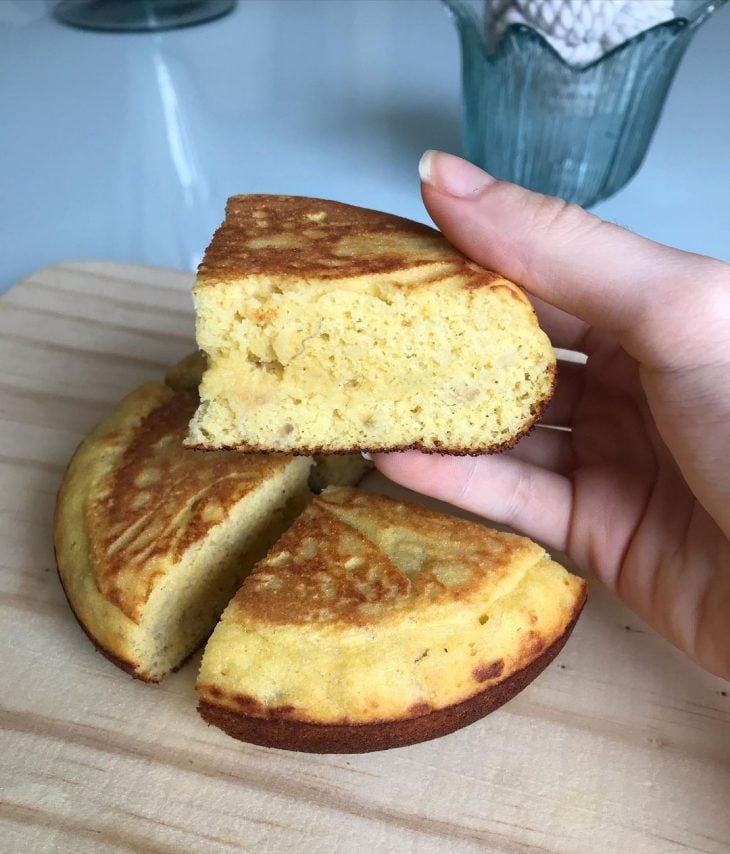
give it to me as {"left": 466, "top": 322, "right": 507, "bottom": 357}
{"left": 442, "top": 0, "right": 726, "bottom": 207}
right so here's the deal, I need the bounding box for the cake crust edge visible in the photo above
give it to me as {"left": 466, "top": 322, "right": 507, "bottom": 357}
{"left": 197, "top": 590, "right": 586, "bottom": 753}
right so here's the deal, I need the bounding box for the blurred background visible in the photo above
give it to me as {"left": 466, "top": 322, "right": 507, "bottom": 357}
{"left": 0, "top": 0, "right": 728, "bottom": 293}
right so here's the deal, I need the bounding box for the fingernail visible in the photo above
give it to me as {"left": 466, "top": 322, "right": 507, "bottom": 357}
{"left": 418, "top": 150, "right": 436, "bottom": 184}
{"left": 361, "top": 452, "right": 372, "bottom": 460}
{"left": 419, "top": 150, "right": 494, "bottom": 198}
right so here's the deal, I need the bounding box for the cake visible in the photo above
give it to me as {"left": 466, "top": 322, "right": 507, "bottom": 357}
{"left": 306, "top": 453, "right": 373, "bottom": 493}
{"left": 54, "top": 383, "right": 311, "bottom": 681}
{"left": 197, "top": 487, "right": 586, "bottom": 752}
{"left": 164, "top": 349, "right": 207, "bottom": 393}
{"left": 185, "top": 195, "right": 556, "bottom": 455}
{"left": 165, "top": 350, "right": 373, "bottom": 491}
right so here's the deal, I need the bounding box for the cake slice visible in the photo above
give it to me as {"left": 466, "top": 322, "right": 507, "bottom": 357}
{"left": 165, "top": 350, "right": 372, "bottom": 491}
{"left": 54, "top": 383, "right": 311, "bottom": 681}
{"left": 185, "top": 195, "right": 556, "bottom": 455}
{"left": 197, "top": 487, "right": 587, "bottom": 752}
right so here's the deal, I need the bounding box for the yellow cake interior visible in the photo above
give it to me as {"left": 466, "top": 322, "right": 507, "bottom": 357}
{"left": 164, "top": 349, "right": 373, "bottom": 490}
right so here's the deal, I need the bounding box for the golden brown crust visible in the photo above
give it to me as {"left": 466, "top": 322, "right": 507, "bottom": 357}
{"left": 83, "top": 386, "right": 296, "bottom": 622}
{"left": 196, "top": 195, "right": 503, "bottom": 286}
{"left": 54, "top": 379, "right": 312, "bottom": 683}
{"left": 229, "top": 488, "right": 543, "bottom": 628}
{"left": 198, "top": 597, "right": 585, "bottom": 753}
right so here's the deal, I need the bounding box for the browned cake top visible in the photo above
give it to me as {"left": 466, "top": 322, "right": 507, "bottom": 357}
{"left": 230, "top": 487, "right": 543, "bottom": 627}
{"left": 196, "top": 194, "right": 501, "bottom": 284}
{"left": 86, "top": 386, "right": 293, "bottom": 622}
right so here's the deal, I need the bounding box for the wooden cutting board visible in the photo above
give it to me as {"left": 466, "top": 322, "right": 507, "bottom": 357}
{"left": 0, "top": 261, "right": 727, "bottom": 854}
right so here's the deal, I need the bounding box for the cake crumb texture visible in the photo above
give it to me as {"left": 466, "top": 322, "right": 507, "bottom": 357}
{"left": 186, "top": 195, "right": 556, "bottom": 454}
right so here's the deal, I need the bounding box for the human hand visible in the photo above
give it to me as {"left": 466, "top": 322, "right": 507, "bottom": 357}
{"left": 374, "top": 151, "right": 730, "bottom": 679}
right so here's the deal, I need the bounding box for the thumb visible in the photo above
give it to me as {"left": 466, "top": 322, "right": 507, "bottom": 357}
{"left": 419, "top": 150, "right": 721, "bottom": 370}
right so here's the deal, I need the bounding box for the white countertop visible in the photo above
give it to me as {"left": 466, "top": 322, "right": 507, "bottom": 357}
{"left": 1, "top": 0, "right": 728, "bottom": 292}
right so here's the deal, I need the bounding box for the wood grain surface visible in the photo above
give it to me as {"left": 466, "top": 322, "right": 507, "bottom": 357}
{"left": 0, "top": 261, "right": 727, "bottom": 854}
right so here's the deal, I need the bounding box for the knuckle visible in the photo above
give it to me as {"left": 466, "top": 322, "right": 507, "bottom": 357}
{"left": 531, "top": 194, "right": 597, "bottom": 241}
{"left": 503, "top": 465, "right": 533, "bottom": 525}
{"left": 699, "top": 257, "right": 730, "bottom": 286}
{"left": 453, "top": 456, "right": 479, "bottom": 505}
{"left": 699, "top": 261, "right": 730, "bottom": 311}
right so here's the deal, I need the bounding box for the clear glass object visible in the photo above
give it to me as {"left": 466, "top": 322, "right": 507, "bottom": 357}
{"left": 54, "top": 0, "right": 236, "bottom": 32}
{"left": 442, "top": 0, "right": 727, "bottom": 207}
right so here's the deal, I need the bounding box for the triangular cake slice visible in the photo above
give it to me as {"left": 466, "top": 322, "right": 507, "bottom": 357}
{"left": 197, "top": 487, "right": 586, "bottom": 752}
{"left": 54, "top": 383, "right": 311, "bottom": 681}
{"left": 185, "top": 195, "right": 556, "bottom": 455}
